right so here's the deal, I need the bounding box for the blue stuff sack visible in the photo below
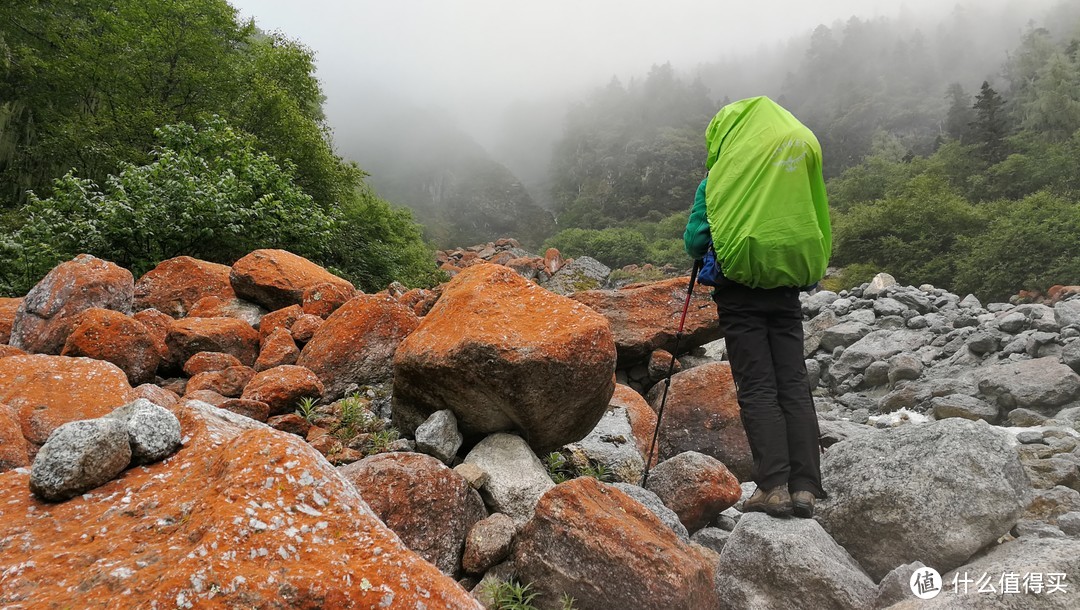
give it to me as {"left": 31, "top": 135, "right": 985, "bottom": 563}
{"left": 698, "top": 248, "right": 726, "bottom": 287}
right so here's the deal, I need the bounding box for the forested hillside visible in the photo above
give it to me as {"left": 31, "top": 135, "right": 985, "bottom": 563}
{"left": 0, "top": 0, "right": 439, "bottom": 295}
{"left": 542, "top": 0, "right": 1080, "bottom": 300}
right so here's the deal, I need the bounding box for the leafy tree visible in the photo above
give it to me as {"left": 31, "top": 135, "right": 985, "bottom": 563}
{"left": 3, "top": 118, "right": 333, "bottom": 292}
{"left": 831, "top": 175, "right": 987, "bottom": 289}
{"left": 954, "top": 191, "right": 1080, "bottom": 300}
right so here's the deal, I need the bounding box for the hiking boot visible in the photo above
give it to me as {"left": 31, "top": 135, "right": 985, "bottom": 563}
{"left": 791, "top": 490, "right": 815, "bottom": 518}
{"left": 743, "top": 486, "right": 792, "bottom": 518}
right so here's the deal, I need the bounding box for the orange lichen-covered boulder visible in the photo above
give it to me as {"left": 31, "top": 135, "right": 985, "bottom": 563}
{"left": 127, "top": 384, "right": 180, "bottom": 410}
{"left": 392, "top": 264, "right": 617, "bottom": 453}
{"left": 514, "top": 477, "right": 720, "bottom": 609}
{"left": 60, "top": 308, "right": 160, "bottom": 385}
{"left": 133, "top": 256, "right": 235, "bottom": 318}
{"left": 289, "top": 314, "right": 322, "bottom": 343}
{"left": 0, "top": 404, "right": 30, "bottom": 472}
{"left": 166, "top": 317, "right": 259, "bottom": 368}
{"left": 339, "top": 452, "right": 486, "bottom": 576}
{"left": 230, "top": 249, "right": 355, "bottom": 311}
{"left": 0, "top": 355, "right": 132, "bottom": 445}
{"left": 572, "top": 276, "right": 721, "bottom": 367}
{"left": 645, "top": 361, "right": 752, "bottom": 480}
{"left": 297, "top": 295, "right": 419, "bottom": 401}
{"left": 302, "top": 282, "right": 359, "bottom": 319}
{"left": 254, "top": 327, "right": 299, "bottom": 371}
{"left": 183, "top": 351, "right": 244, "bottom": 377}
{"left": 0, "top": 401, "right": 483, "bottom": 609}
{"left": 0, "top": 297, "right": 22, "bottom": 344}
{"left": 643, "top": 451, "right": 742, "bottom": 532}
{"left": 241, "top": 365, "right": 323, "bottom": 416}
{"left": 186, "top": 366, "right": 256, "bottom": 398}
{"left": 10, "top": 254, "right": 134, "bottom": 355}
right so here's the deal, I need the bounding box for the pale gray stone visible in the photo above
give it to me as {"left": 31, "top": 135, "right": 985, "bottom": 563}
{"left": 415, "top": 409, "right": 463, "bottom": 464}
{"left": 931, "top": 394, "right": 999, "bottom": 423}
{"left": 874, "top": 561, "right": 926, "bottom": 610}
{"left": 463, "top": 433, "right": 554, "bottom": 526}
{"left": 978, "top": 358, "right": 1080, "bottom": 415}
{"left": 714, "top": 513, "right": 876, "bottom": 610}
{"left": 817, "top": 419, "right": 1033, "bottom": 581}
{"left": 864, "top": 273, "right": 897, "bottom": 298}
{"left": 565, "top": 405, "right": 644, "bottom": 484}
{"left": 1057, "top": 300, "right": 1080, "bottom": 329}
{"left": 959, "top": 294, "right": 983, "bottom": 309}
{"left": 997, "top": 312, "right": 1028, "bottom": 334}
{"left": 30, "top": 418, "right": 132, "bottom": 502}
{"left": 690, "top": 527, "right": 730, "bottom": 555}
{"left": 107, "top": 399, "right": 181, "bottom": 465}
{"left": 819, "top": 321, "right": 872, "bottom": 353}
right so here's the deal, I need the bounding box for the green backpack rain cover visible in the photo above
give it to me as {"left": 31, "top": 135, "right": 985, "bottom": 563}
{"left": 704, "top": 97, "right": 831, "bottom": 289}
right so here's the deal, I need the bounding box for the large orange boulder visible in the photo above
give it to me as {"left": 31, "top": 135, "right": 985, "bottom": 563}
{"left": 0, "top": 297, "right": 21, "bottom": 344}
{"left": 60, "top": 308, "right": 160, "bottom": 385}
{"left": 0, "top": 401, "right": 482, "bottom": 608}
{"left": 297, "top": 295, "right": 419, "bottom": 400}
{"left": 230, "top": 249, "right": 355, "bottom": 311}
{"left": 0, "top": 355, "right": 132, "bottom": 445}
{"left": 572, "top": 276, "right": 722, "bottom": 367}
{"left": 393, "top": 264, "right": 616, "bottom": 453}
{"left": 514, "top": 477, "right": 720, "bottom": 609}
{"left": 644, "top": 361, "right": 752, "bottom": 480}
{"left": 241, "top": 365, "right": 323, "bottom": 416}
{"left": 133, "top": 256, "right": 235, "bottom": 318}
{"left": 166, "top": 317, "right": 259, "bottom": 368}
{"left": 10, "top": 254, "right": 134, "bottom": 354}
{"left": 339, "top": 452, "right": 486, "bottom": 576}
{"left": 644, "top": 451, "right": 742, "bottom": 531}
{"left": 0, "top": 404, "right": 30, "bottom": 472}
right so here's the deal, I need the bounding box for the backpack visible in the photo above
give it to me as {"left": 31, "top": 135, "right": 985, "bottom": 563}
{"left": 703, "top": 97, "right": 831, "bottom": 289}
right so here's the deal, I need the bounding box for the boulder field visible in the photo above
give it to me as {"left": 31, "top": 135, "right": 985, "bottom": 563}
{"left": 1, "top": 248, "right": 1078, "bottom": 609}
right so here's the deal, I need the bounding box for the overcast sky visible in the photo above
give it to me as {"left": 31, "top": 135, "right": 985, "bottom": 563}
{"left": 226, "top": 1, "right": 1004, "bottom": 150}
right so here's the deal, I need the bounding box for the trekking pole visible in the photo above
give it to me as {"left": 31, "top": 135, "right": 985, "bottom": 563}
{"left": 641, "top": 258, "right": 702, "bottom": 487}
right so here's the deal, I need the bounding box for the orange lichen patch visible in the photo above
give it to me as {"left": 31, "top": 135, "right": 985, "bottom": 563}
{"left": 644, "top": 361, "right": 751, "bottom": 480}
{"left": 60, "top": 308, "right": 160, "bottom": 385}
{"left": 10, "top": 254, "right": 134, "bottom": 355}
{"left": 0, "top": 404, "right": 30, "bottom": 472}
{"left": 166, "top": 317, "right": 259, "bottom": 368}
{"left": 230, "top": 249, "right": 355, "bottom": 311}
{"left": 134, "top": 256, "right": 235, "bottom": 318}
{"left": 186, "top": 366, "right": 256, "bottom": 398}
{"left": 183, "top": 351, "right": 244, "bottom": 377}
{"left": 297, "top": 295, "right": 418, "bottom": 400}
{"left": 0, "top": 297, "right": 22, "bottom": 344}
{"left": 258, "top": 305, "right": 304, "bottom": 342}
{"left": 571, "top": 276, "right": 722, "bottom": 366}
{"left": 254, "top": 327, "right": 299, "bottom": 372}
{"left": 241, "top": 365, "right": 323, "bottom": 416}
{"left": 132, "top": 308, "right": 173, "bottom": 364}
{"left": 402, "top": 264, "right": 613, "bottom": 361}
{"left": 127, "top": 384, "right": 180, "bottom": 410}
{"left": 0, "top": 355, "right": 132, "bottom": 445}
{"left": 0, "top": 403, "right": 482, "bottom": 608}
{"left": 514, "top": 477, "right": 719, "bottom": 609}
{"left": 610, "top": 384, "right": 658, "bottom": 468}
{"left": 0, "top": 345, "right": 27, "bottom": 359}
{"left": 289, "top": 315, "right": 322, "bottom": 343}
{"left": 302, "top": 282, "right": 359, "bottom": 319}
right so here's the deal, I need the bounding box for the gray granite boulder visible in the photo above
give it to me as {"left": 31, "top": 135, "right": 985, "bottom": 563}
{"left": 977, "top": 358, "right": 1080, "bottom": 415}
{"left": 714, "top": 513, "right": 876, "bottom": 610}
{"left": 106, "top": 399, "right": 181, "bottom": 465}
{"left": 817, "top": 418, "right": 1033, "bottom": 581}
{"left": 415, "top": 409, "right": 463, "bottom": 464}
{"left": 30, "top": 418, "right": 132, "bottom": 501}
{"left": 463, "top": 433, "right": 554, "bottom": 526}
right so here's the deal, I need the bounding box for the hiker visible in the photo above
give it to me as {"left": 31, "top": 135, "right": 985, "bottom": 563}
{"left": 683, "top": 96, "right": 831, "bottom": 519}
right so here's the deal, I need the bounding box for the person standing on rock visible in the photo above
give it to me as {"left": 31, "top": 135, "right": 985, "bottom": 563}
{"left": 683, "top": 97, "right": 831, "bottom": 518}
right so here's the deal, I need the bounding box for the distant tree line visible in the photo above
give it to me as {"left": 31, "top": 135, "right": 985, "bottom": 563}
{"left": 542, "top": 2, "right": 1080, "bottom": 299}
{"left": 0, "top": 0, "right": 440, "bottom": 295}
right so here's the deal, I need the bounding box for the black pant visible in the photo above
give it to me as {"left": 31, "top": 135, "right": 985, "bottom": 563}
{"left": 714, "top": 284, "right": 826, "bottom": 498}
